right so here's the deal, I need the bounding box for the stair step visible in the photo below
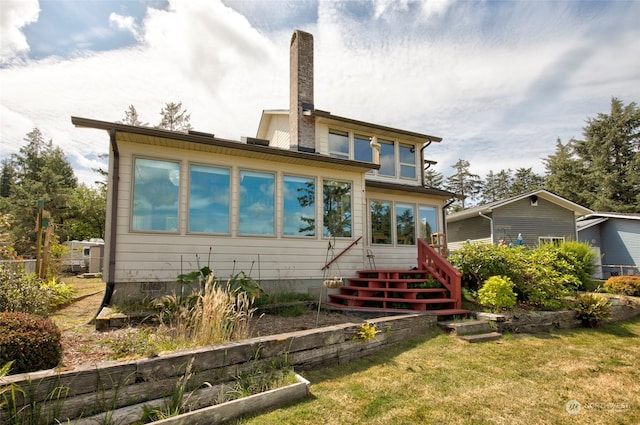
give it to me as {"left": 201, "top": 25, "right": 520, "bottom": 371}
{"left": 458, "top": 332, "right": 503, "bottom": 343}
{"left": 329, "top": 294, "right": 455, "bottom": 304}
{"left": 438, "top": 320, "right": 493, "bottom": 335}
{"left": 323, "top": 302, "right": 467, "bottom": 317}
{"left": 432, "top": 309, "right": 470, "bottom": 317}
{"left": 340, "top": 286, "right": 447, "bottom": 294}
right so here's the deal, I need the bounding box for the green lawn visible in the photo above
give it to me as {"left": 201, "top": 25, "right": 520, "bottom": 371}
{"left": 233, "top": 317, "right": 640, "bottom": 425}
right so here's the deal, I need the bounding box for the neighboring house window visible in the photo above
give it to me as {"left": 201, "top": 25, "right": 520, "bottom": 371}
{"left": 354, "top": 134, "right": 372, "bottom": 162}
{"left": 283, "top": 175, "right": 316, "bottom": 237}
{"left": 399, "top": 143, "right": 416, "bottom": 179}
{"left": 378, "top": 139, "right": 396, "bottom": 176}
{"left": 370, "top": 200, "right": 392, "bottom": 244}
{"left": 396, "top": 203, "right": 416, "bottom": 245}
{"left": 419, "top": 205, "right": 438, "bottom": 241}
{"left": 329, "top": 130, "right": 349, "bottom": 159}
{"left": 131, "top": 158, "right": 180, "bottom": 232}
{"left": 539, "top": 236, "right": 564, "bottom": 246}
{"left": 239, "top": 170, "right": 275, "bottom": 236}
{"left": 323, "top": 180, "right": 352, "bottom": 238}
{"left": 188, "top": 165, "right": 230, "bottom": 234}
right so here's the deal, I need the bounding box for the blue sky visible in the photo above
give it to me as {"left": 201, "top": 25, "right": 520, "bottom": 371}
{"left": 1, "top": 0, "right": 639, "bottom": 186}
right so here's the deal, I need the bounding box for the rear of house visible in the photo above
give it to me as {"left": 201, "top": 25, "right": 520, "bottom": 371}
{"left": 72, "top": 30, "right": 457, "bottom": 305}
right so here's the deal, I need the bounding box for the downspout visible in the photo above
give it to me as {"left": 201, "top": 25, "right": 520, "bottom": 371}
{"left": 442, "top": 196, "right": 457, "bottom": 242}
{"left": 91, "top": 127, "right": 119, "bottom": 322}
{"left": 478, "top": 211, "right": 494, "bottom": 244}
{"left": 420, "top": 141, "right": 433, "bottom": 187}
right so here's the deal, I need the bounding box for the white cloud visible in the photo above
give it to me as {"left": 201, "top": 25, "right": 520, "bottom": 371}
{"left": 109, "top": 12, "right": 142, "bottom": 42}
{"left": 0, "top": 0, "right": 40, "bottom": 64}
{"left": 1, "top": 0, "right": 639, "bottom": 188}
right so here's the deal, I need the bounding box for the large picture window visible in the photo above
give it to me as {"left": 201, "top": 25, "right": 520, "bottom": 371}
{"left": 132, "top": 158, "right": 180, "bottom": 232}
{"left": 283, "top": 175, "right": 316, "bottom": 237}
{"left": 188, "top": 165, "right": 230, "bottom": 234}
{"left": 396, "top": 203, "right": 416, "bottom": 245}
{"left": 419, "top": 205, "right": 438, "bottom": 241}
{"left": 239, "top": 170, "right": 275, "bottom": 236}
{"left": 323, "top": 180, "right": 352, "bottom": 238}
{"left": 370, "top": 200, "right": 391, "bottom": 244}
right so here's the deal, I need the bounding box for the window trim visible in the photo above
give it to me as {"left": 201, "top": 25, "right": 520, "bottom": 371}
{"left": 539, "top": 236, "right": 565, "bottom": 246}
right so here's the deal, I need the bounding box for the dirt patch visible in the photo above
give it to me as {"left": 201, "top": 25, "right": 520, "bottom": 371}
{"left": 53, "top": 292, "right": 364, "bottom": 369}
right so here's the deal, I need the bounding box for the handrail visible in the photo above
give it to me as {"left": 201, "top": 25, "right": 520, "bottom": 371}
{"left": 417, "top": 238, "right": 462, "bottom": 309}
{"left": 321, "top": 236, "right": 363, "bottom": 271}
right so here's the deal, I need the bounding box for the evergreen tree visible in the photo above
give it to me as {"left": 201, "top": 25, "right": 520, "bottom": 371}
{"left": 157, "top": 102, "right": 192, "bottom": 132}
{"left": 543, "top": 138, "right": 591, "bottom": 205}
{"left": 423, "top": 169, "right": 444, "bottom": 189}
{"left": 1, "top": 128, "right": 78, "bottom": 256}
{"left": 445, "top": 159, "right": 482, "bottom": 209}
{"left": 510, "top": 168, "right": 545, "bottom": 196}
{"left": 118, "top": 104, "right": 147, "bottom": 126}
{"left": 573, "top": 98, "right": 640, "bottom": 212}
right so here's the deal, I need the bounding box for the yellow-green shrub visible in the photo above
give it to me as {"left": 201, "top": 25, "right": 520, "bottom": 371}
{"left": 477, "top": 276, "right": 517, "bottom": 311}
{"left": 603, "top": 275, "right": 640, "bottom": 296}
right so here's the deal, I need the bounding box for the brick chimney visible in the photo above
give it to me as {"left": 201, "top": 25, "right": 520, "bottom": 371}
{"left": 289, "top": 30, "right": 315, "bottom": 152}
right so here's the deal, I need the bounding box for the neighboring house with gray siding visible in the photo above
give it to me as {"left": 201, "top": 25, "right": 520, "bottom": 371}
{"left": 577, "top": 212, "right": 640, "bottom": 278}
{"left": 446, "top": 190, "right": 593, "bottom": 250}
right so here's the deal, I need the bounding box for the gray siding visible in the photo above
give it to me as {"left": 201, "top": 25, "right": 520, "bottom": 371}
{"left": 493, "top": 198, "right": 576, "bottom": 246}
{"left": 600, "top": 219, "right": 640, "bottom": 267}
{"left": 448, "top": 215, "right": 490, "bottom": 243}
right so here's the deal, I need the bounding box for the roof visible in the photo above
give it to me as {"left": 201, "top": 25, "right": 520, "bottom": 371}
{"left": 446, "top": 189, "right": 593, "bottom": 223}
{"left": 366, "top": 180, "right": 457, "bottom": 199}
{"left": 576, "top": 212, "right": 640, "bottom": 231}
{"left": 257, "top": 109, "right": 442, "bottom": 144}
{"left": 71, "top": 116, "right": 380, "bottom": 173}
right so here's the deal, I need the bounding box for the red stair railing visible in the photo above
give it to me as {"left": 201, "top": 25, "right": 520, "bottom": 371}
{"left": 417, "top": 238, "right": 462, "bottom": 309}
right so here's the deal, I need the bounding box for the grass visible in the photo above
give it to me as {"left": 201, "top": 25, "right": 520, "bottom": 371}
{"left": 231, "top": 317, "right": 640, "bottom": 425}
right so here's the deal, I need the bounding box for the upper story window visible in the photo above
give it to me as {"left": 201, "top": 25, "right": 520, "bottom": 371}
{"left": 354, "top": 134, "right": 372, "bottom": 162}
{"left": 188, "top": 165, "right": 230, "bottom": 234}
{"left": 328, "top": 130, "right": 349, "bottom": 159}
{"left": 239, "top": 170, "right": 275, "bottom": 236}
{"left": 378, "top": 139, "right": 396, "bottom": 177}
{"left": 399, "top": 144, "right": 416, "bottom": 179}
{"left": 283, "top": 175, "right": 316, "bottom": 237}
{"left": 131, "top": 157, "right": 179, "bottom": 232}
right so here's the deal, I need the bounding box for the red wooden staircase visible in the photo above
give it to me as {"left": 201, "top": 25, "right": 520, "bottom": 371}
{"left": 325, "top": 239, "right": 468, "bottom": 317}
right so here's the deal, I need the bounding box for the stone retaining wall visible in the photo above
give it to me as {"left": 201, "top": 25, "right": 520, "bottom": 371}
{"left": 0, "top": 313, "right": 436, "bottom": 424}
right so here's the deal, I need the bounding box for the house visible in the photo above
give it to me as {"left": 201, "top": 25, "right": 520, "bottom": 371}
{"left": 72, "top": 30, "right": 462, "bottom": 314}
{"left": 446, "top": 190, "right": 593, "bottom": 250}
{"left": 577, "top": 212, "right": 640, "bottom": 278}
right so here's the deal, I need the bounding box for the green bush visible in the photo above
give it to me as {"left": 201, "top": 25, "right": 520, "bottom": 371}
{"left": 603, "top": 276, "right": 640, "bottom": 296}
{"left": 449, "top": 242, "right": 586, "bottom": 310}
{"left": 558, "top": 241, "right": 597, "bottom": 290}
{"left": 0, "top": 312, "right": 62, "bottom": 374}
{"left": 41, "top": 277, "right": 75, "bottom": 310}
{"left": 0, "top": 264, "right": 49, "bottom": 315}
{"left": 449, "top": 243, "right": 524, "bottom": 290}
{"left": 477, "top": 276, "right": 517, "bottom": 311}
{"left": 573, "top": 294, "right": 612, "bottom": 327}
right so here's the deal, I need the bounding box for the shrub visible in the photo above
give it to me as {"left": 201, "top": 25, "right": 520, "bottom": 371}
{"left": 449, "top": 243, "right": 524, "bottom": 290}
{"left": 0, "top": 264, "right": 49, "bottom": 315}
{"left": 0, "top": 312, "right": 62, "bottom": 374}
{"left": 603, "top": 276, "right": 640, "bottom": 296}
{"left": 573, "top": 294, "right": 612, "bottom": 327}
{"left": 477, "top": 276, "right": 517, "bottom": 311}
{"left": 41, "top": 277, "right": 75, "bottom": 310}
{"left": 558, "top": 241, "right": 597, "bottom": 290}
